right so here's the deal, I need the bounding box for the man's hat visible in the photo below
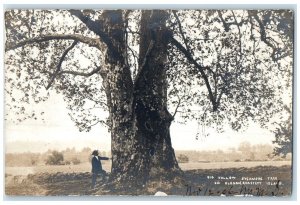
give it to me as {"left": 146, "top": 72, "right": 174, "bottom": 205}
{"left": 92, "top": 150, "right": 99, "bottom": 156}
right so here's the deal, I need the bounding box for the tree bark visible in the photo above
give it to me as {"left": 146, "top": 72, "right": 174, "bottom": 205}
{"left": 98, "top": 10, "right": 135, "bottom": 181}
{"left": 100, "top": 10, "right": 180, "bottom": 186}
{"left": 131, "top": 10, "right": 180, "bottom": 184}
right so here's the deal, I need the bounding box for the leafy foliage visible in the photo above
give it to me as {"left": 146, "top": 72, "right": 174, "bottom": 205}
{"left": 177, "top": 154, "right": 189, "bottom": 163}
{"left": 71, "top": 157, "right": 81, "bottom": 165}
{"left": 5, "top": 10, "right": 108, "bottom": 131}
{"left": 45, "top": 151, "right": 64, "bottom": 165}
{"left": 166, "top": 10, "right": 293, "bottom": 132}
{"left": 4, "top": 10, "right": 293, "bottom": 153}
{"left": 272, "top": 106, "right": 292, "bottom": 156}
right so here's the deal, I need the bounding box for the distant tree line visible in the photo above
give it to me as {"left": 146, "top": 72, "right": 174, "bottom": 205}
{"left": 6, "top": 147, "right": 110, "bottom": 167}
{"left": 175, "top": 142, "right": 292, "bottom": 163}
{"left": 6, "top": 143, "right": 290, "bottom": 167}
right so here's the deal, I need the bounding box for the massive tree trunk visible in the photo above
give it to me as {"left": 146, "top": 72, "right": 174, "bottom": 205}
{"left": 132, "top": 10, "right": 180, "bottom": 183}
{"left": 99, "top": 10, "right": 135, "bottom": 181}
{"left": 100, "top": 10, "right": 180, "bottom": 186}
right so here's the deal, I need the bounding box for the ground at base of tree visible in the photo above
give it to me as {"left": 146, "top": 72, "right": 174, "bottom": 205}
{"left": 5, "top": 165, "right": 291, "bottom": 196}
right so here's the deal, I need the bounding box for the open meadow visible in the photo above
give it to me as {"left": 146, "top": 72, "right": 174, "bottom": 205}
{"left": 5, "top": 160, "right": 292, "bottom": 196}
{"left": 5, "top": 160, "right": 291, "bottom": 176}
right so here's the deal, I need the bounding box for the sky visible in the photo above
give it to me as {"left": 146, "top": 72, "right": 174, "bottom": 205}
{"left": 4, "top": 92, "right": 275, "bottom": 153}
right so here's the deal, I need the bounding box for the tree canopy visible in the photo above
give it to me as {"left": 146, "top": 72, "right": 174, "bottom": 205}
{"left": 5, "top": 9, "right": 293, "bottom": 145}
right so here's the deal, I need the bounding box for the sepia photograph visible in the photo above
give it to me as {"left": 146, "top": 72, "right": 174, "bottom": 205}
{"left": 3, "top": 8, "right": 293, "bottom": 197}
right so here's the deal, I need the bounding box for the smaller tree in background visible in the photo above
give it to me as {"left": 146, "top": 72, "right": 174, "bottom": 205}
{"left": 272, "top": 106, "right": 292, "bottom": 157}
{"left": 238, "top": 141, "right": 252, "bottom": 161}
{"left": 177, "top": 154, "right": 189, "bottom": 163}
{"left": 81, "top": 147, "right": 92, "bottom": 153}
{"left": 45, "top": 151, "right": 64, "bottom": 165}
{"left": 65, "top": 160, "right": 71, "bottom": 165}
{"left": 30, "top": 155, "right": 38, "bottom": 166}
{"left": 71, "top": 157, "right": 81, "bottom": 165}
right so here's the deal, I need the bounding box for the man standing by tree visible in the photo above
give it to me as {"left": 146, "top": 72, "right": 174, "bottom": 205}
{"left": 91, "top": 150, "right": 109, "bottom": 189}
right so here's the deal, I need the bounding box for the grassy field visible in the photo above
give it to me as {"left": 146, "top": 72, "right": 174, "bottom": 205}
{"left": 5, "top": 161, "right": 292, "bottom": 196}
{"left": 5, "top": 162, "right": 111, "bottom": 176}
{"left": 179, "top": 160, "right": 291, "bottom": 170}
{"left": 5, "top": 160, "right": 291, "bottom": 176}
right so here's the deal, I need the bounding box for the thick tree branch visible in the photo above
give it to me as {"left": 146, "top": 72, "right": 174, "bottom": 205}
{"left": 69, "top": 10, "right": 119, "bottom": 57}
{"left": 134, "top": 40, "right": 155, "bottom": 85}
{"left": 172, "top": 94, "right": 182, "bottom": 119}
{"left": 170, "top": 37, "right": 217, "bottom": 111}
{"left": 216, "top": 89, "right": 225, "bottom": 107}
{"left": 5, "top": 34, "right": 101, "bottom": 51}
{"left": 249, "top": 11, "right": 277, "bottom": 61}
{"left": 59, "top": 66, "right": 102, "bottom": 77}
{"left": 217, "top": 11, "right": 230, "bottom": 32}
{"left": 69, "top": 10, "right": 109, "bottom": 41}
{"left": 172, "top": 10, "right": 191, "bottom": 53}
{"left": 46, "top": 40, "right": 78, "bottom": 89}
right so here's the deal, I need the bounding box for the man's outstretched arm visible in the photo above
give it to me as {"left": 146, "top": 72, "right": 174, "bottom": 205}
{"left": 99, "top": 157, "right": 109, "bottom": 160}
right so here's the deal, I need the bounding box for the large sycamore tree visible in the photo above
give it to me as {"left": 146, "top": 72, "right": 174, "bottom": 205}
{"left": 5, "top": 9, "right": 293, "bottom": 185}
